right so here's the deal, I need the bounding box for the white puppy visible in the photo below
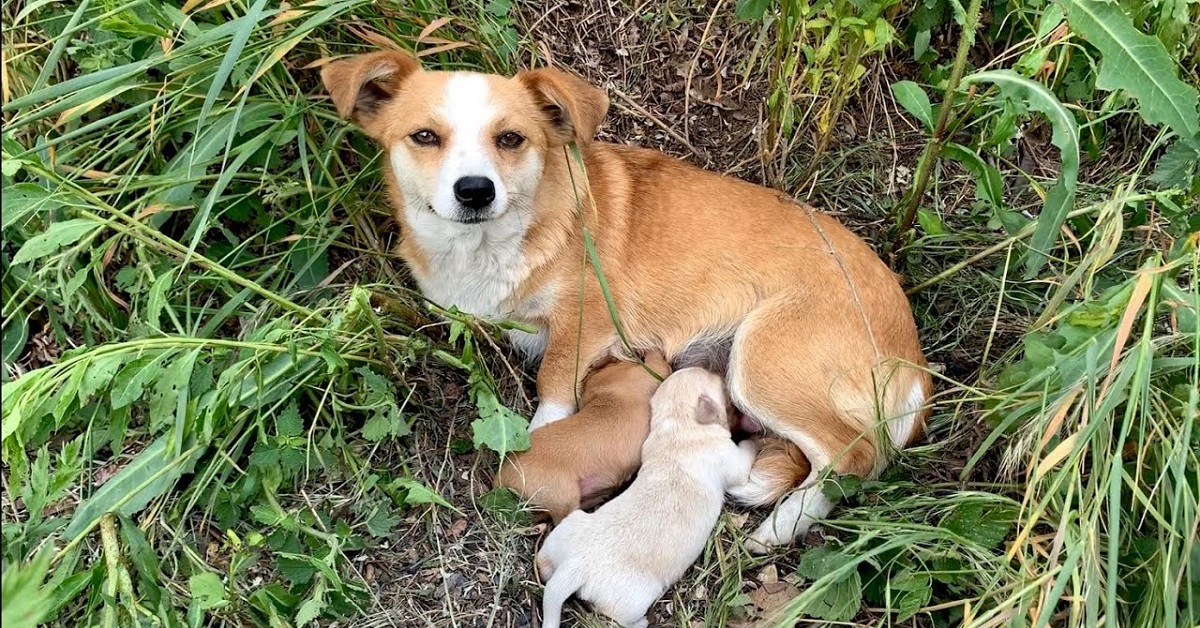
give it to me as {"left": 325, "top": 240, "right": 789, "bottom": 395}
{"left": 536, "top": 367, "right": 758, "bottom": 628}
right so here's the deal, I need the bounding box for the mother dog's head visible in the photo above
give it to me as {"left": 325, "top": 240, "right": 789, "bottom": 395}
{"left": 320, "top": 51, "right": 609, "bottom": 225}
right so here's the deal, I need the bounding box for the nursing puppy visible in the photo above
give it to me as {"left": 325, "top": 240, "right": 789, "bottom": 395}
{"left": 536, "top": 368, "right": 756, "bottom": 628}
{"left": 321, "top": 51, "right": 931, "bottom": 549}
{"left": 494, "top": 351, "right": 671, "bottom": 523}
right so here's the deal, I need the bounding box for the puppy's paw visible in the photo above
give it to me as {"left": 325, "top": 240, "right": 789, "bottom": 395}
{"left": 529, "top": 402, "right": 574, "bottom": 432}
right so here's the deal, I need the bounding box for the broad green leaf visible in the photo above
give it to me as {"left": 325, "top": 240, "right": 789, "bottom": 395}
{"left": 1, "top": 184, "right": 60, "bottom": 230}
{"left": 963, "top": 70, "right": 1079, "bottom": 278}
{"left": 188, "top": 572, "right": 227, "bottom": 611}
{"left": 394, "top": 477, "right": 454, "bottom": 509}
{"left": 735, "top": 0, "right": 771, "bottom": 20}
{"left": 797, "top": 547, "right": 863, "bottom": 621}
{"left": 12, "top": 218, "right": 99, "bottom": 264}
{"left": 2, "top": 317, "right": 28, "bottom": 368}
{"left": 891, "top": 81, "right": 935, "bottom": 131}
{"left": 150, "top": 349, "right": 200, "bottom": 452}
{"left": 471, "top": 392, "right": 530, "bottom": 456}
{"left": 1059, "top": 0, "right": 1200, "bottom": 149}
{"left": 916, "top": 208, "right": 947, "bottom": 236}
{"left": 64, "top": 435, "right": 206, "bottom": 538}
{"left": 941, "top": 502, "right": 1016, "bottom": 548}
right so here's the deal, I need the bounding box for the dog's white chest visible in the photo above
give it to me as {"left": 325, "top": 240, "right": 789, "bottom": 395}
{"left": 407, "top": 210, "right": 530, "bottom": 320}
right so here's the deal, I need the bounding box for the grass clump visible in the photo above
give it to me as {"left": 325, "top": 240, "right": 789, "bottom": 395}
{"left": 3, "top": 0, "right": 1198, "bottom": 627}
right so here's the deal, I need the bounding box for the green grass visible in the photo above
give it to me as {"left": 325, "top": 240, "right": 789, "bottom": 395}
{"left": 2, "top": 0, "right": 1198, "bottom": 627}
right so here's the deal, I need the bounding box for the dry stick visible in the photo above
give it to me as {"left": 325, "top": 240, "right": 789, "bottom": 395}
{"left": 609, "top": 87, "right": 703, "bottom": 159}
{"left": 890, "top": 0, "right": 985, "bottom": 253}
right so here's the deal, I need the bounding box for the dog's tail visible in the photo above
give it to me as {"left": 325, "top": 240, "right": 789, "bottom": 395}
{"left": 728, "top": 436, "right": 812, "bottom": 506}
{"left": 541, "top": 563, "right": 584, "bottom": 628}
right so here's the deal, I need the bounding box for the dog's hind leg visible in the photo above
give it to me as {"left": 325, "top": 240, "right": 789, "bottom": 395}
{"left": 725, "top": 296, "right": 926, "bottom": 550}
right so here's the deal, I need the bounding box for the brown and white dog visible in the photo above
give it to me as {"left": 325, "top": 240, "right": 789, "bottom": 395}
{"left": 495, "top": 351, "right": 672, "bottom": 523}
{"left": 321, "top": 51, "right": 931, "bottom": 549}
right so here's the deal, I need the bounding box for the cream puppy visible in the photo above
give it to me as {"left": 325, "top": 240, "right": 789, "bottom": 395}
{"left": 536, "top": 368, "right": 757, "bottom": 628}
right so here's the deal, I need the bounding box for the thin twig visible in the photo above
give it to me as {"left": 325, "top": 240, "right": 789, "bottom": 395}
{"left": 609, "top": 87, "right": 704, "bottom": 160}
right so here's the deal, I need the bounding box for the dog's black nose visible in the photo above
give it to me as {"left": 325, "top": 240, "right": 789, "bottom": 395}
{"left": 453, "top": 176, "right": 496, "bottom": 210}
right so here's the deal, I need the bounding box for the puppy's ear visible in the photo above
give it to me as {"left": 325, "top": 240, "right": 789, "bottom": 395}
{"left": 517, "top": 67, "right": 609, "bottom": 145}
{"left": 320, "top": 51, "right": 420, "bottom": 134}
{"left": 694, "top": 394, "right": 728, "bottom": 426}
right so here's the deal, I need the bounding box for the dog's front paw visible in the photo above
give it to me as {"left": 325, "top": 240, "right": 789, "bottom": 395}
{"left": 744, "top": 520, "right": 791, "bottom": 555}
{"left": 528, "top": 401, "right": 574, "bottom": 432}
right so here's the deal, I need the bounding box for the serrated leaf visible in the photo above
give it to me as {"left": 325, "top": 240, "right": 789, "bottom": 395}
{"left": 394, "top": 477, "right": 453, "bottom": 509}
{"left": 801, "top": 566, "right": 859, "bottom": 619}
{"left": 277, "top": 402, "right": 302, "bottom": 437}
{"left": 891, "top": 81, "right": 934, "bottom": 131}
{"left": 12, "top": 218, "right": 99, "bottom": 264}
{"left": 80, "top": 353, "right": 126, "bottom": 403}
{"left": 963, "top": 70, "right": 1079, "bottom": 278}
{"left": 797, "top": 545, "right": 846, "bottom": 580}
{"left": 1059, "top": 0, "right": 1200, "bottom": 149}
{"left": 1, "top": 547, "right": 54, "bottom": 628}
{"left": 110, "top": 354, "right": 163, "bottom": 409}
{"left": 891, "top": 571, "right": 933, "bottom": 622}
{"left": 149, "top": 349, "right": 199, "bottom": 439}
{"left": 940, "top": 502, "right": 1015, "bottom": 548}
{"left": 294, "top": 578, "right": 326, "bottom": 626}
{"left": 65, "top": 435, "right": 206, "bottom": 538}
{"left": 1150, "top": 140, "right": 1200, "bottom": 189}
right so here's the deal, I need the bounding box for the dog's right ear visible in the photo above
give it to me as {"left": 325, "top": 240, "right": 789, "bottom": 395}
{"left": 320, "top": 51, "right": 420, "bottom": 135}
{"left": 694, "top": 394, "right": 727, "bottom": 426}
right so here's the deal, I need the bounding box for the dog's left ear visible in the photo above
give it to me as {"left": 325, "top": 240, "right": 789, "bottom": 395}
{"left": 518, "top": 67, "right": 609, "bottom": 145}
{"left": 694, "top": 394, "right": 727, "bottom": 426}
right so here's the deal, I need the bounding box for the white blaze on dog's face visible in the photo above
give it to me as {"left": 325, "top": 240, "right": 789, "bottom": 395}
{"left": 320, "top": 51, "right": 609, "bottom": 225}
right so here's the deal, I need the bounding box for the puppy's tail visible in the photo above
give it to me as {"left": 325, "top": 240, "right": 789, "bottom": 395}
{"left": 541, "top": 563, "right": 584, "bottom": 628}
{"left": 728, "top": 437, "right": 812, "bottom": 506}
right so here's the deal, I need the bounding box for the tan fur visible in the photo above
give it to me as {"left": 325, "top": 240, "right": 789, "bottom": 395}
{"left": 495, "top": 352, "right": 672, "bottom": 523}
{"left": 322, "top": 52, "right": 933, "bottom": 547}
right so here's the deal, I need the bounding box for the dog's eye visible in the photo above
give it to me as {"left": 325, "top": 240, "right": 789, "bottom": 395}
{"left": 496, "top": 131, "right": 525, "bottom": 149}
{"left": 410, "top": 129, "right": 440, "bottom": 146}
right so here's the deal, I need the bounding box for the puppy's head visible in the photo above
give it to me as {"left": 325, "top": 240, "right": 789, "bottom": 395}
{"left": 649, "top": 367, "right": 734, "bottom": 431}
{"left": 579, "top": 349, "right": 674, "bottom": 405}
{"left": 320, "top": 51, "right": 609, "bottom": 225}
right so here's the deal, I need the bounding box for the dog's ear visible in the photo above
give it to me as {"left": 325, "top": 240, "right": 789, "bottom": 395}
{"left": 517, "top": 67, "right": 609, "bottom": 145}
{"left": 694, "top": 394, "right": 728, "bottom": 426}
{"left": 320, "top": 51, "right": 420, "bottom": 134}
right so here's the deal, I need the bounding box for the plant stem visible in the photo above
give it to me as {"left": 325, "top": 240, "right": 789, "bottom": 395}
{"left": 890, "top": 0, "right": 985, "bottom": 253}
